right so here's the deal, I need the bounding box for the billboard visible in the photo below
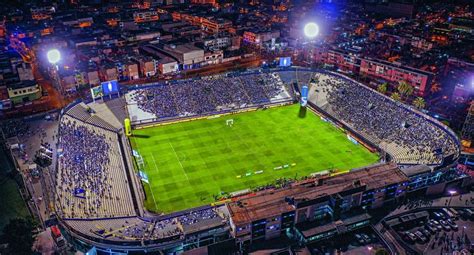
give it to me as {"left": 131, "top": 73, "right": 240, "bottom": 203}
{"left": 139, "top": 171, "right": 149, "bottom": 183}
{"left": 101, "top": 80, "right": 119, "bottom": 96}
{"left": 90, "top": 86, "right": 103, "bottom": 100}
{"left": 300, "top": 85, "right": 308, "bottom": 107}
{"left": 279, "top": 57, "right": 291, "bottom": 67}
{"left": 347, "top": 134, "right": 359, "bottom": 145}
{"left": 74, "top": 187, "right": 86, "bottom": 199}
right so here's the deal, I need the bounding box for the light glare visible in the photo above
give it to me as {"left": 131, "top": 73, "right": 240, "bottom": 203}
{"left": 304, "top": 22, "right": 319, "bottom": 38}
{"left": 47, "top": 49, "right": 61, "bottom": 64}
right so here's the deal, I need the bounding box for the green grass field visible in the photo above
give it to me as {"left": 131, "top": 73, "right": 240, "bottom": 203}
{"left": 131, "top": 104, "right": 379, "bottom": 213}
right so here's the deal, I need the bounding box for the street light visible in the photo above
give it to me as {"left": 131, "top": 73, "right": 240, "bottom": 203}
{"left": 304, "top": 22, "right": 320, "bottom": 39}
{"left": 448, "top": 189, "right": 457, "bottom": 206}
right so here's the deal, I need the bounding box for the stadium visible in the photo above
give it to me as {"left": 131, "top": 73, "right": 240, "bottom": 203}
{"left": 53, "top": 68, "right": 461, "bottom": 253}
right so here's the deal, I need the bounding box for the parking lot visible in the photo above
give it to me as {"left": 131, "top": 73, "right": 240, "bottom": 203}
{"left": 308, "top": 227, "right": 388, "bottom": 254}
{"left": 393, "top": 207, "right": 473, "bottom": 254}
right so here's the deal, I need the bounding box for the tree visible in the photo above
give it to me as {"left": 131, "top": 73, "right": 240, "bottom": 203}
{"left": 391, "top": 92, "right": 401, "bottom": 101}
{"left": 377, "top": 83, "right": 388, "bottom": 94}
{"left": 2, "top": 218, "right": 36, "bottom": 255}
{"left": 413, "top": 97, "right": 426, "bottom": 109}
{"left": 430, "top": 82, "right": 442, "bottom": 93}
{"left": 397, "top": 81, "right": 414, "bottom": 100}
{"left": 375, "top": 249, "right": 390, "bottom": 255}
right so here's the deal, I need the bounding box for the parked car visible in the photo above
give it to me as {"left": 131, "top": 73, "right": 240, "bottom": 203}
{"left": 361, "top": 233, "right": 371, "bottom": 244}
{"left": 425, "top": 223, "right": 438, "bottom": 233}
{"left": 433, "top": 211, "right": 446, "bottom": 220}
{"left": 441, "top": 208, "right": 455, "bottom": 219}
{"left": 420, "top": 228, "right": 431, "bottom": 237}
{"left": 448, "top": 208, "right": 459, "bottom": 220}
{"left": 463, "top": 208, "right": 473, "bottom": 220}
{"left": 403, "top": 231, "right": 417, "bottom": 243}
{"left": 439, "top": 220, "right": 451, "bottom": 231}
{"left": 355, "top": 234, "right": 366, "bottom": 244}
{"left": 430, "top": 220, "right": 442, "bottom": 230}
{"left": 446, "top": 219, "right": 458, "bottom": 230}
{"left": 414, "top": 231, "right": 428, "bottom": 243}
{"left": 458, "top": 209, "right": 468, "bottom": 219}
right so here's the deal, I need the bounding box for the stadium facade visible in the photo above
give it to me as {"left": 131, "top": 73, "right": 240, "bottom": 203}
{"left": 52, "top": 68, "right": 470, "bottom": 254}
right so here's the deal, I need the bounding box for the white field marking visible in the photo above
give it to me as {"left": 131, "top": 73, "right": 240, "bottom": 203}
{"left": 148, "top": 153, "right": 159, "bottom": 211}
{"left": 169, "top": 142, "right": 189, "bottom": 182}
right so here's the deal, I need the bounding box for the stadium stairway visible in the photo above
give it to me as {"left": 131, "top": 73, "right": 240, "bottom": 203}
{"left": 88, "top": 99, "right": 125, "bottom": 130}
{"left": 105, "top": 98, "right": 128, "bottom": 127}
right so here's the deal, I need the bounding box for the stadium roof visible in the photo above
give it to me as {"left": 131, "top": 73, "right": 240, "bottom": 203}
{"left": 400, "top": 164, "right": 432, "bottom": 177}
{"left": 181, "top": 217, "right": 226, "bottom": 235}
{"left": 297, "top": 213, "right": 371, "bottom": 238}
{"left": 227, "top": 163, "right": 408, "bottom": 226}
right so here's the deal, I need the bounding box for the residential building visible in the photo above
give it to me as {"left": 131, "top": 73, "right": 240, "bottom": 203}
{"left": 7, "top": 80, "right": 42, "bottom": 104}
{"left": 227, "top": 163, "right": 409, "bottom": 246}
{"left": 163, "top": 43, "right": 204, "bottom": 70}
{"left": 360, "top": 58, "right": 434, "bottom": 97}
{"left": 243, "top": 30, "right": 280, "bottom": 47}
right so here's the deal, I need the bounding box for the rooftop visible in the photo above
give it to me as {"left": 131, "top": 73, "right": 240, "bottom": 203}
{"left": 227, "top": 163, "right": 408, "bottom": 226}
{"left": 7, "top": 80, "right": 38, "bottom": 90}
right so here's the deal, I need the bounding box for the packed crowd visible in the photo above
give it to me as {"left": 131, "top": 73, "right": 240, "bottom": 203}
{"left": 129, "top": 73, "right": 290, "bottom": 119}
{"left": 90, "top": 208, "right": 221, "bottom": 241}
{"left": 314, "top": 73, "right": 459, "bottom": 165}
{"left": 56, "top": 111, "right": 135, "bottom": 218}
{"left": 177, "top": 208, "right": 219, "bottom": 226}
{"left": 57, "top": 118, "right": 112, "bottom": 216}
{"left": 0, "top": 119, "right": 30, "bottom": 138}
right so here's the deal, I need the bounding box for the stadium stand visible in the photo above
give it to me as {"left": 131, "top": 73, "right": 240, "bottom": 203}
{"left": 53, "top": 69, "right": 461, "bottom": 253}
{"left": 304, "top": 71, "right": 460, "bottom": 166}
{"left": 126, "top": 72, "right": 293, "bottom": 123}
{"left": 56, "top": 104, "right": 135, "bottom": 219}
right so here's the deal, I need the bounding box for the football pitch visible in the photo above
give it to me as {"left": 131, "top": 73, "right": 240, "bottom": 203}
{"left": 130, "top": 104, "right": 379, "bottom": 213}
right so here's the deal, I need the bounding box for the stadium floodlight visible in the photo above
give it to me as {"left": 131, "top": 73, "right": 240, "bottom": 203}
{"left": 304, "top": 22, "right": 319, "bottom": 39}
{"left": 47, "top": 49, "right": 61, "bottom": 64}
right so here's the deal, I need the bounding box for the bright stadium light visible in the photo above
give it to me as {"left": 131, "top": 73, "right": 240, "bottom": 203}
{"left": 304, "top": 22, "right": 319, "bottom": 39}
{"left": 47, "top": 49, "right": 61, "bottom": 64}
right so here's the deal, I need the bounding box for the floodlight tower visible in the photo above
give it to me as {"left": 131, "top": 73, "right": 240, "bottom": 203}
{"left": 461, "top": 101, "right": 474, "bottom": 147}
{"left": 47, "top": 49, "right": 63, "bottom": 102}
{"left": 296, "top": 22, "right": 320, "bottom": 85}
{"left": 47, "top": 49, "right": 60, "bottom": 66}
{"left": 303, "top": 22, "right": 319, "bottom": 67}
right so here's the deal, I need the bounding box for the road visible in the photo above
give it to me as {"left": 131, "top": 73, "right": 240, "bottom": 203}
{"left": 31, "top": 63, "right": 69, "bottom": 109}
